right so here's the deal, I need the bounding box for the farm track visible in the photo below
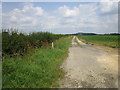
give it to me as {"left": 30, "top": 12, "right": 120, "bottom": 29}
{"left": 59, "top": 36, "right": 118, "bottom": 88}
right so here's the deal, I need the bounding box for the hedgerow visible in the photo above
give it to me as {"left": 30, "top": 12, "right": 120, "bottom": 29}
{"left": 2, "top": 29, "right": 64, "bottom": 56}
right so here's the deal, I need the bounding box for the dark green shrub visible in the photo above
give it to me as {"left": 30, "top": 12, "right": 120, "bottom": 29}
{"left": 2, "top": 29, "right": 65, "bottom": 56}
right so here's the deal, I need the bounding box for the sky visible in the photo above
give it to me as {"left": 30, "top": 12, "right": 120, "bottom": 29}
{"left": 2, "top": 1, "right": 118, "bottom": 34}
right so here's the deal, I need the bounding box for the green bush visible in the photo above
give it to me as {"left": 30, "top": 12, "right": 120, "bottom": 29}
{"left": 2, "top": 29, "right": 65, "bottom": 56}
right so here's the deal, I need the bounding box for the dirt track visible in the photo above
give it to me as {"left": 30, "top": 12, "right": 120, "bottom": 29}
{"left": 59, "top": 36, "right": 118, "bottom": 88}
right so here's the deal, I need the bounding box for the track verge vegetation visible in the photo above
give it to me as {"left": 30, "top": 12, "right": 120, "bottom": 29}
{"left": 3, "top": 35, "right": 72, "bottom": 88}
{"left": 2, "top": 29, "right": 65, "bottom": 56}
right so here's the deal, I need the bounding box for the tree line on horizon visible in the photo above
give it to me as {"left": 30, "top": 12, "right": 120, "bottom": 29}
{"left": 65, "top": 32, "right": 120, "bottom": 35}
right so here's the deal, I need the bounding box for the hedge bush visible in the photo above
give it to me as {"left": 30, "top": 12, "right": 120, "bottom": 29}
{"left": 2, "top": 29, "right": 64, "bottom": 56}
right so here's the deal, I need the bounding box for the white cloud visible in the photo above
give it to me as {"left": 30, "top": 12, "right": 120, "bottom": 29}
{"left": 99, "top": 2, "right": 118, "bottom": 15}
{"left": 22, "top": 3, "right": 44, "bottom": 16}
{"left": 2, "top": 2, "right": 118, "bottom": 34}
{"left": 58, "top": 5, "right": 79, "bottom": 17}
{"left": 2, "top": 3, "right": 46, "bottom": 32}
{"left": 0, "top": 3, "right": 1, "bottom": 31}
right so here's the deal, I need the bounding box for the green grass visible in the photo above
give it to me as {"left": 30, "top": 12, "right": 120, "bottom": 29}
{"left": 0, "top": 60, "right": 2, "bottom": 89}
{"left": 3, "top": 37, "right": 72, "bottom": 88}
{"left": 78, "top": 35, "right": 120, "bottom": 48}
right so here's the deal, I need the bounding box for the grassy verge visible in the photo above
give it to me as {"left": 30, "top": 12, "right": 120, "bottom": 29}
{"left": 3, "top": 37, "right": 72, "bottom": 88}
{"left": 78, "top": 35, "right": 120, "bottom": 48}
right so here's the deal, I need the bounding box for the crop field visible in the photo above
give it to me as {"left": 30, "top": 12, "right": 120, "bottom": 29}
{"left": 78, "top": 35, "right": 120, "bottom": 48}
{"left": 2, "top": 29, "right": 72, "bottom": 88}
